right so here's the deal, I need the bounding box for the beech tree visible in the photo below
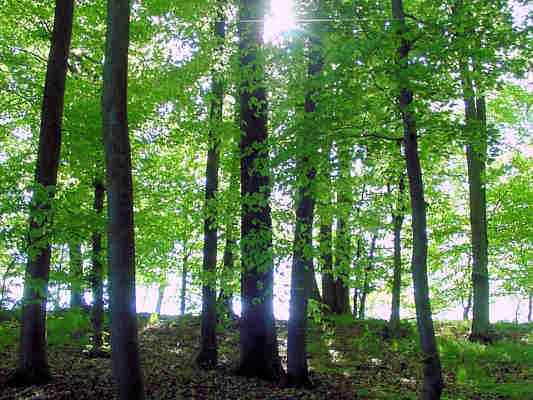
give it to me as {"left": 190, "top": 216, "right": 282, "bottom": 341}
{"left": 237, "top": 0, "right": 283, "bottom": 380}
{"left": 12, "top": 0, "right": 75, "bottom": 385}
{"left": 391, "top": 0, "right": 443, "bottom": 398}
{"left": 102, "top": 0, "right": 144, "bottom": 398}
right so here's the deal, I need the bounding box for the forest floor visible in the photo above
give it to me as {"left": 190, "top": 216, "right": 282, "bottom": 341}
{"left": 0, "top": 312, "right": 532, "bottom": 399}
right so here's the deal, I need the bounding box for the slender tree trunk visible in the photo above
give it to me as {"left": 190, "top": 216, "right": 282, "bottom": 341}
{"left": 197, "top": 6, "right": 225, "bottom": 370}
{"left": 102, "top": 0, "right": 144, "bottom": 398}
{"left": 69, "top": 242, "right": 84, "bottom": 309}
{"left": 527, "top": 293, "right": 533, "bottom": 322}
{"left": 320, "top": 221, "right": 336, "bottom": 311}
{"left": 237, "top": 0, "right": 282, "bottom": 380}
{"left": 13, "top": 0, "right": 74, "bottom": 385}
{"left": 359, "top": 235, "right": 377, "bottom": 320}
{"left": 287, "top": 26, "right": 322, "bottom": 386}
{"left": 91, "top": 180, "right": 105, "bottom": 353}
{"left": 391, "top": 0, "right": 443, "bottom": 398}
{"left": 332, "top": 145, "right": 352, "bottom": 315}
{"left": 155, "top": 283, "right": 166, "bottom": 316}
{"left": 390, "top": 176, "right": 405, "bottom": 335}
{"left": 180, "top": 251, "right": 190, "bottom": 316}
{"left": 463, "top": 288, "right": 472, "bottom": 321}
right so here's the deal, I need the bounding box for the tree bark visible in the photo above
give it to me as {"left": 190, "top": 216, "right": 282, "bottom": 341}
{"left": 102, "top": 0, "right": 144, "bottom": 398}
{"left": 14, "top": 0, "right": 75, "bottom": 385}
{"left": 466, "top": 93, "right": 490, "bottom": 342}
{"left": 389, "top": 175, "right": 405, "bottom": 335}
{"left": 69, "top": 242, "right": 84, "bottom": 309}
{"left": 359, "top": 234, "right": 377, "bottom": 320}
{"left": 287, "top": 25, "right": 322, "bottom": 386}
{"left": 180, "top": 250, "right": 190, "bottom": 316}
{"left": 237, "top": 0, "right": 282, "bottom": 381}
{"left": 155, "top": 283, "right": 166, "bottom": 316}
{"left": 332, "top": 145, "right": 352, "bottom": 315}
{"left": 197, "top": 5, "right": 225, "bottom": 370}
{"left": 391, "top": 0, "right": 443, "bottom": 398}
{"left": 91, "top": 180, "right": 105, "bottom": 353}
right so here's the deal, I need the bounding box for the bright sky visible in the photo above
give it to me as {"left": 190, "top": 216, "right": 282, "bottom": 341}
{"left": 265, "top": 0, "right": 296, "bottom": 42}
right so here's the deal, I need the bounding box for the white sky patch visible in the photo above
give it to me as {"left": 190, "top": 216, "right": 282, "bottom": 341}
{"left": 265, "top": 0, "right": 296, "bottom": 43}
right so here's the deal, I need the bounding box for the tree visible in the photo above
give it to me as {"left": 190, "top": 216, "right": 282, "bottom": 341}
{"left": 391, "top": 0, "right": 443, "bottom": 398}
{"left": 102, "top": 0, "right": 144, "bottom": 398}
{"left": 237, "top": 0, "right": 283, "bottom": 381}
{"left": 12, "top": 0, "right": 75, "bottom": 385}
{"left": 68, "top": 242, "right": 84, "bottom": 308}
{"left": 389, "top": 173, "right": 405, "bottom": 336}
{"left": 90, "top": 179, "right": 105, "bottom": 355}
{"left": 197, "top": 2, "right": 226, "bottom": 369}
{"left": 287, "top": 14, "right": 323, "bottom": 386}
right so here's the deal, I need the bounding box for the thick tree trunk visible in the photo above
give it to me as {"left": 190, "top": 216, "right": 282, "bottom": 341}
{"left": 359, "top": 235, "right": 377, "bottom": 320}
{"left": 69, "top": 242, "right": 84, "bottom": 309}
{"left": 13, "top": 0, "right": 75, "bottom": 385}
{"left": 91, "top": 180, "right": 105, "bottom": 353}
{"left": 237, "top": 0, "right": 282, "bottom": 381}
{"left": 287, "top": 28, "right": 322, "bottom": 386}
{"left": 391, "top": 0, "right": 443, "bottom": 398}
{"left": 466, "top": 93, "right": 490, "bottom": 342}
{"left": 102, "top": 0, "right": 144, "bottom": 398}
{"left": 389, "top": 176, "right": 405, "bottom": 335}
{"left": 197, "top": 6, "right": 225, "bottom": 370}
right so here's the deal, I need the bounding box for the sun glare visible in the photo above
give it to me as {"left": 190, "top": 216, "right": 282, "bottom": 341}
{"left": 265, "top": 0, "right": 296, "bottom": 43}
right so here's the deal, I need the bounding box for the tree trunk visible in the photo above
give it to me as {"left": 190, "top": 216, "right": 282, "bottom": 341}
{"left": 180, "top": 251, "right": 189, "bottom": 316}
{"left": 391, "top": 0, "right": 443, "bottom": 398}
{"left": 69, "top": 242, "right": 84, "bottom": 309}
{"left": 465, "top": 93, "right": 490, "bottom": 342}
{"left": 102, "top": 0, "right": 144, "bottom": 398}
{"left": 155, "top": 283, "right": 166, "bottom": 316}
{"left": 197, "top": 5, "right": 225, "bottom": 370}
{"left": 527, "top": 293, "right": 533, "bottom": 322}
{"left": 91, "top": 180, "right": 105, "bottom": 353}
{"left": 463, "top": 288, "right": 472, "bottom": 321}
{"left": 359, "top": 235, "right": 377, "bottom": 320}
{"left": 332, "top": 145, "right": 352, "bottom": 315}
{"left": 237, "top": 0, "right": 282, "bottom": 381}
{"left": 389, "top": 175, "right": 405, "bottom": 335}
{"left": 287, "top": 26, "right": 322, "bottom": 387}
{"left": 14, "top": 0, "right": 75, "bottom": 385}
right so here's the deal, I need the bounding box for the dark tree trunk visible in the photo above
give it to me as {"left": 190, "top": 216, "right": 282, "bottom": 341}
{"left": 359, "top": 235, "right": 377, "bottom": 320}
{"left": 332, "top": 145, "right": 352, "bottom": 315}
{"left": 180, "top": 251, "right": 190, "bottom": 316}
{"left": 197, "top": 6, "right": 225, "bottom": 370}
{"left": 391, "top": 0, "right": 443, "bottom": 398}
{"left": 465, "top": 93, "right": 490, "bottom": 342}
{"left": 307, "top": 263, "right": 321, "bottom": 302}
{"left": 155, "top": 283, "right": 166, "bottom": 316}
{"left": 69, "top": 242, "right": 84, "bottom": 309}
{"left": 102, "top": 0, "right": 144, "bottom": 398}
{"left": 389, "top": 175, "right": 405, "bottom": 335}
{"left": 237, "top": 0, "right": 282, "bottom": 381}
{"left": 219, "top": 212, "right": 237, "bottom": 319}
{"left": 287, "top": 26, "right": 322, "bottom": 387}
{"left": 91, "top": 180, "right": 105, "bottom": 353}
{"left": 320, "top": 222, "right": 336, "bottom": 311}
{"left": 13, "top": 0, "right": 75, "bottom": 386}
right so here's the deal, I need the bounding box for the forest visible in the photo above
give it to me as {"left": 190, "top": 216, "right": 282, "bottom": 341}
{"left": 0, "top": 0, "right": 531, "bottom": 399}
